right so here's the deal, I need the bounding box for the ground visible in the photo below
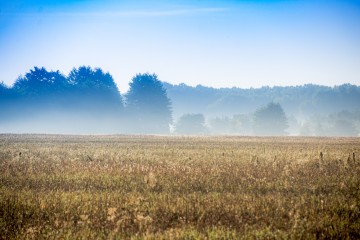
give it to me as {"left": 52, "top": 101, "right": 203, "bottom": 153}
{"left": 0, "top": 134, "right": 359, "bottom": 239}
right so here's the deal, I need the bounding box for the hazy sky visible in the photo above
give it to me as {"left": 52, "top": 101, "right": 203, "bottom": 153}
{"left": 1, "top": 0, "right": 360, "bottom": 92}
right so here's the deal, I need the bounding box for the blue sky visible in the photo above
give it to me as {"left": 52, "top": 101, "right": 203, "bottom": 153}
{"left": 1, "top": 0, "right": 359, "bottom": 92}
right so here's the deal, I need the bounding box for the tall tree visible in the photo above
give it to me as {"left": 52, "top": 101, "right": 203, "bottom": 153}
{"left": 253, "top": 102, "right": 288, "bottom": 136}
{"left": 67, "top": 66, "right": 124, "bottom": 113}
{"left": 125, "top": 73, "right": 172, "bottom": 134}
{"left": 13, "top": 67, "right": 68, "bottom": 98}
{"left": 11, "top": 67, "right": 69, "bottom": 113}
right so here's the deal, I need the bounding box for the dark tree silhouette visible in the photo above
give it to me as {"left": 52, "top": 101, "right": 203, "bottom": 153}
{"left": 175, "top": 113, "right": 206, "bottom": 135}
{"left": 0, "top": 82, "right": 12, "bottom": 99}
{"left": 10, "top": 67, "right": 69, "bottom": 115}
{"left": 125, "top": 73, "right": 172, "bottom": 134}
{"left": 67, "top": 66, "right": 124, "bottom": 113}
{"left": 1, "top": 66, "right": 125, "bottom": 133}
{"left": 68, "top": 66, "right": 119, "bottom": 91}
{"left": 253, "top": 102, "right": 288, "bottom": 136}
{"left": 13, "top": 67, "right": 68, "bottom": 98}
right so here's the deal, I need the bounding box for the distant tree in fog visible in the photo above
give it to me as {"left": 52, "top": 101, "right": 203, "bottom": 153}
{"left": 125, "top": 73, "right": 172, "bottom": 134}
{"left": 10, "top": 67, "right": 69, "bottom": 115}
{"left": 232, "top": 114, "right": 252, "bottom": 135}
{"left": 68, "top": 66, "right": 118, "bottom": 91}
{"left": 0, "top": 82, "right": 13, "bottom": 99}
{"left": 332, "top": 119, "right": 357, "bottom": 137}
{"left": 67, "top": 66, "right": 124, "bottom": 113}
{"left": 329, "top": 111, "right": 359, "bottom": 136}
{"left": 11, "top": 66, "right": 124, "bottom": 114}
{"left": 175, "top": 113, "right": 206, "bottom": 135}
{"left": 1, "top": 66, "right": 125, "bottom": 133}
{"left": 253, "top": 102, "right": 288, "bottom": 136}
{"left": 0, "top": 82, "right": 16, "bottom": 120}
{"left": 13, "top": 67, "right": 68, "bottom": 98}
{"left": 208, "top": 116, "right": 231, "bottom": 134}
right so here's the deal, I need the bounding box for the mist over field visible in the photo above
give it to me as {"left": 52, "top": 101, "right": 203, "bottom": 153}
{"left": 0, "top": 67, "right": 359, "bottom": 136}
{"left": 1, "top": 0, "right": 360, "bottom": 136}
{"left": 1, "top": 1, "right": 360, "bottom": 239}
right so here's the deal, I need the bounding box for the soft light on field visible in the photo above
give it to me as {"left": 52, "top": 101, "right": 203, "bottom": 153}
{"left": 0, "top": 135, "right": 359, "bottom": 239}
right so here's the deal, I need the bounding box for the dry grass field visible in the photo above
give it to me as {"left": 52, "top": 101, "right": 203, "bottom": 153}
{"left": 0, "top": 134, "right": 359, "bottom": 239}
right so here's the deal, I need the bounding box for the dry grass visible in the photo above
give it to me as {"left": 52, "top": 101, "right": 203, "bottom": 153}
{"left": 0, "top": 134, "right": 359, "bottom": 239}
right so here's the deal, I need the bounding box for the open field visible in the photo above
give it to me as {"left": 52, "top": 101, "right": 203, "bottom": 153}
{"left": 0, "top": 134, "right": 359, "bottom": 239}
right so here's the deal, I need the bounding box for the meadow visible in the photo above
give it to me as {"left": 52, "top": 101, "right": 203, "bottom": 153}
{"left": 0, "top": 134, "right": 359, "bottom": 239}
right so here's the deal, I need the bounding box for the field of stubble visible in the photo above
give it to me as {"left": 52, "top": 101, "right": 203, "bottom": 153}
{"left": 0, "top": 134, "right": 359, "bottom": 239}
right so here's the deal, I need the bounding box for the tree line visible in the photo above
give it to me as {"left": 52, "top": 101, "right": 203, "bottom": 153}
{"left": 0, "top": 67, "right": 172, "bottom": 134}
{"left": 1, "top": 66, "right": 359, "bottom": 136}
{"left": 164, "top": 83, "right": 360, "bottom": 136}
{"left": 175, "top": 102, "right": 289, "bottom": 136}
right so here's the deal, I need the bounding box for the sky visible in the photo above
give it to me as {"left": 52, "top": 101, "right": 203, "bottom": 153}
{"left": 0, "top": 0, "right": 360, "bottom": 93}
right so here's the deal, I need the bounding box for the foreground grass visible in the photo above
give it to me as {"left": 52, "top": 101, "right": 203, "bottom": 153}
{"left": 0, "top": 134, "right": 359, "bottom": 239}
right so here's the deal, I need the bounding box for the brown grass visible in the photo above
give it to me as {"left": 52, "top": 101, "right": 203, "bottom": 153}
{"left": 0, "top": 134, "right": 359, "bottom": 239}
